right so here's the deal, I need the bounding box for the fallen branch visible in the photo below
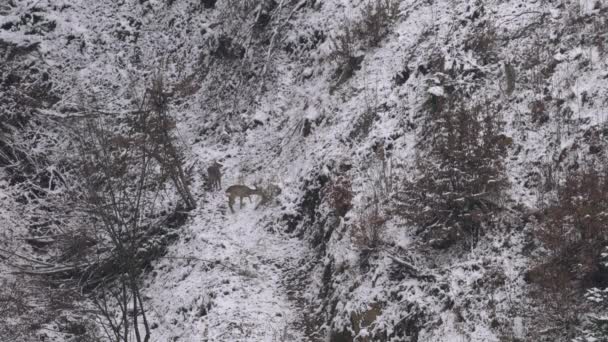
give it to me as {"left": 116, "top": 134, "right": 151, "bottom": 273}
{"left": 0, "top": 247, "right": 56, "bottom": 267}
{"left": 11, "top": 264, "right": 89, "bottom": 276}
{"left": 386, "top": 254, "right": 419, "bottom": 275}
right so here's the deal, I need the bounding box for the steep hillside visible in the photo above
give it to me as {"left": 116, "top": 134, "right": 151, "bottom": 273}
{"left": 1, "top": 0, "right": 608, "bottom": 341}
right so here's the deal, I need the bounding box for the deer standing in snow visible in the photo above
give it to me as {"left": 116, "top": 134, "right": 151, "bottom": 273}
{"left": 207, "top": 161, "right": 222, "bottom": 190}
{"left": 225, "top": 185, "right": 264, "bottom": 213}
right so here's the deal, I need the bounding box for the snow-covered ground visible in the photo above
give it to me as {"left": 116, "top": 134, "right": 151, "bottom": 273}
{"left": 1, "top": 0, "right": 608, "bottom": 340}
{"left": 143, "top": 150, "right": 312, "bottom": 342}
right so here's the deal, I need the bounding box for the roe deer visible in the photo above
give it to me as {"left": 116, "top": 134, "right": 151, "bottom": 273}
{"left": 226, "top": 185, "right": 264, "bottom": 213}
{"left": 207, "top": 161, "right": 222, "bottom": 190}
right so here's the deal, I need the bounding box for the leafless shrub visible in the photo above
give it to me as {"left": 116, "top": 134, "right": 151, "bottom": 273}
{"left": 219, "top": 0, "right": 258, "bottom": 22}
{"left": 349, "top": 107, "right": 377, "bottom": 142}
{"left": 534, "top": 167, "right": 608, "bottom": 286}
{"left": 351, "top": 144, "right": 394, "bottom": 254}
{"left": 329, "top": 21, "right": 364, "bottom": 93}
{"left": 591, "top": 13, "right": 607, "bottom": 57}
{"left": 367, "top": 144, "right": 394, "bottom": 199}
{"left": 330, "top": 21, "right": 358, "bottom": 66}
{"left": 144, "top": 73, "right": 196, "bottom": 210}
{"left": 351, "top": 199, "right": 387, "bottom": 251}
{"left": 520, "top": 33, "right": 555, "bottom": 96}
{"left": 62, "top": 320, "right": 103, "bottom": 342}
{"left": 529, "top": 99, "right": 549, "bottom": 124}
{"left": 350, "top": 86, "right": 382, "bottom": 142}
{"left": 0, "top": 280, "right": 30, "bottom": 317}
{"left": 528, "top": 166, "right": 608, "bottom": 340}
{"left": 197, "top": 0, "right": 291, "bottom": 124}
{"left": 537, "top": 163, "right": 559, "bottom": 206}
{"left": 256, "top": 181, "right": 282, "bottom": 208}
{"left": 526, "top": 260, "right": 582, "bottom": 341}
{"left": 58, "top": 230, "right": 98, "bottom": 263}
{"left": 0, "top": 276, "right": 92, "bottom": 341}
{"left": 464, "top": 21, "right": 498, "bottom": 65}
{"left": 69, "top": 74, "right": 198, "bottom": 342}
{"left": 358, "top": 0, "right": 400, "bottom": 47}
{"left": 329, "top": 0, "right": 399, "bottom": 92}
{"left": 76, "top": 113, "right": 156, "bottom": 342}
{"left": 325, "top": 175, "right": 354, "bottom": 218}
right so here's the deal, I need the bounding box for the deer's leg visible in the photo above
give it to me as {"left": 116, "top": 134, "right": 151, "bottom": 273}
{"left": 229, "top": 196, "right": 235, "bottom": 213}
{"left": 240, "top": 196, "right": 244, "bottom": 208}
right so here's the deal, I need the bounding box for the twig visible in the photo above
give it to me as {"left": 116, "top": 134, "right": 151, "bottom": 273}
{"left": 497, "top": 10, "right": 545, "bottom": 25}
{"left": 0, "top": 247, "right": 55, "bottom": 267}
{"left": 385, "top": 253, "right": 419, "bottom": 275}
{"left": 11, "top": 264, "right": 88, "bottom": 276}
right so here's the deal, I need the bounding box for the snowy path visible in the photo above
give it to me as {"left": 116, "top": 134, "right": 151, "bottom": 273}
{"left": 144, "top": 181, "right": 310, "bottom": 342}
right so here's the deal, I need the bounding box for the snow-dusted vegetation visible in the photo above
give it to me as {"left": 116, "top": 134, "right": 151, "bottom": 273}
{"left": 1, "top": 0, "right": 608, "bottom": 341}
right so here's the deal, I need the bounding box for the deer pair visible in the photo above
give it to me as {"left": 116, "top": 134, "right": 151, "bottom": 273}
{"left": 207, "top": 161, "right": 263, "bottom": 213}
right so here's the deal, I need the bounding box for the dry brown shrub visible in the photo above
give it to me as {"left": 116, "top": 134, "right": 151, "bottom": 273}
{"left": 529, "top": 99, "right": 548, "bottom": 124}
{"left": 325, "top": 175, "right": 354, "bottom": 218}
{"left": 528, "top": 166, "right": 608, "bottom": 339}
{"left": 534, "top": 167, "right": 608, "bottom": 287}
{"left": 358, "top": 0, "right": 400, "bottom": 47}
{"left": 464, "top": 21, "right": 498, "bottom": 65}
{"left": 351, "top": 204, "right": 387, "bottom": 250}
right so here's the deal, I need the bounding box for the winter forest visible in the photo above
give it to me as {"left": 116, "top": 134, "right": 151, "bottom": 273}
{"left": 0, "top": 0, "right": 608, "bottom": 341}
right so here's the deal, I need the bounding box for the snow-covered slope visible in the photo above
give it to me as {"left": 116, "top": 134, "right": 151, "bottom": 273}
{"left": 1, "top": 0, "right": 608, "bottom": 341}
{"left": 143, "top": 158, "right": 312, "bottom": 341}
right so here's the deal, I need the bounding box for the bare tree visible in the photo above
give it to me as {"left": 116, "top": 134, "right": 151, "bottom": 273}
{"left": 72, "top": 75, "right": 195, "bottom": 341}
{"left": 141, "top": 74, "right": 196, "bottom": 210}
{"left": 75, "top": 112, "right": 156, "bottom": 342}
